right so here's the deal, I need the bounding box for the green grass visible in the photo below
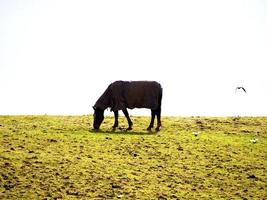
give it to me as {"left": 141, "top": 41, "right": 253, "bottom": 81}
{"left": 0, "top": 115, "right": 266, "bottom": 199}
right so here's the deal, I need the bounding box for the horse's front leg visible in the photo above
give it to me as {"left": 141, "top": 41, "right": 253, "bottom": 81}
{"left": 122, "top": 109, "right": 133, "bottom": 131}
{"left": 112, "top": 110, "right": 119, "bottom": 130}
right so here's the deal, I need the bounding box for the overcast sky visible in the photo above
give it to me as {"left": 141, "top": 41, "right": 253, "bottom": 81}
{"left": 1, "top": 0, "right": 267, "bottom": 116}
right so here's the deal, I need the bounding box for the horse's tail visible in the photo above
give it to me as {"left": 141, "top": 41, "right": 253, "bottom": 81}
{"left": 156, "top": 85, "right": 162, "bottom": 129}
{"left": 158, "top": 86, "right": 162, "bottom": 108}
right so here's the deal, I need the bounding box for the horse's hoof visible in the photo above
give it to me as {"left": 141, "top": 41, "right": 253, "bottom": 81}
{"left": 147, "top": 127, "right": 152, "bottom": 132}
{"left": 155, "top": 127, "right": 160, "bottom": 132}
{"left": 126, "top": 127, "right": 132, "bottom": 131}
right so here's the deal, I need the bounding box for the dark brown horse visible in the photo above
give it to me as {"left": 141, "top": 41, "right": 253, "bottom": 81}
{"left": 93, "top": 81, "right": 162, "bottom": 131}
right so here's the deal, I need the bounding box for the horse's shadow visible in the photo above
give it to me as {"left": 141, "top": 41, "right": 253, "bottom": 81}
{"left": 90, "top": 128, "right": 158, "bottom": 135}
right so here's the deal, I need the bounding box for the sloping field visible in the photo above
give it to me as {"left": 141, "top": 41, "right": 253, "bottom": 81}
{"left": 0, "top": 115, "right": 266, "bottom": 199}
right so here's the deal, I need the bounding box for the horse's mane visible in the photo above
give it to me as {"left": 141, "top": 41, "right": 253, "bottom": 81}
{"left": 94, "top": 85, "right": 112, "bottom": 110}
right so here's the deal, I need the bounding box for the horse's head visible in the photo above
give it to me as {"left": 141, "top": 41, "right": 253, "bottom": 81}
{"left": 93, "top": 106, "right": 104, "bottom": 129}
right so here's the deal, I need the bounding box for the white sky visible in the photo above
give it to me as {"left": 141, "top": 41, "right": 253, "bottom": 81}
{"left": 1, "top": 0, "right": 267, "bottom": 116}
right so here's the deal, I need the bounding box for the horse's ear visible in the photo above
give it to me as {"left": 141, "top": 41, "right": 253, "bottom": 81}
{"left": 92, "top": 106, "right": 96, "bottom": 111}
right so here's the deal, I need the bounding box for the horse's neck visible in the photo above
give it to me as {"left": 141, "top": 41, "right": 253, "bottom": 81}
{"left": 95, "top": 87, "right": 111, "bottom": 110}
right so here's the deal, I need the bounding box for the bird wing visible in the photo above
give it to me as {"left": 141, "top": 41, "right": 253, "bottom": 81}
{"left": 241, "top": 87, "right": 247, "bottom": 93}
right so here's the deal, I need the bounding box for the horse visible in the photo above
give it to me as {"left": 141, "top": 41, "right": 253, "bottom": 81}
{"left": 93, "top": 81, "right": 162, "bottom": 131}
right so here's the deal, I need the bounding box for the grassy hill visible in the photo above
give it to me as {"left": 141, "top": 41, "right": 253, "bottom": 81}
{"left": 0, "top": 115, "right": 266, "bottom": 199}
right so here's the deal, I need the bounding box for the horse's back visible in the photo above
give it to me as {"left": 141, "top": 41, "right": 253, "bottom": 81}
{"left": 111, "top": 81, "right": 162, "bottom": 110}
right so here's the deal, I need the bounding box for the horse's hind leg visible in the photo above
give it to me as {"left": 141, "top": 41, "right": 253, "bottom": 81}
{"left": 147, "top": 110, "right": 155, "bottom": 131}
{"left": 112, "top": 111, "right": 119, "bottom": 130}
{"left": 122, "top": 109, "right": 133, "bottom": 131}
{"left": 155, "top": 107, "right": 161, "bottom": 131}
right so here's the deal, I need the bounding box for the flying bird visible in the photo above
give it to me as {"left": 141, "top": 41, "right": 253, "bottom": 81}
{"left": 235, "top": 86, "right": 247, "bottom": 93}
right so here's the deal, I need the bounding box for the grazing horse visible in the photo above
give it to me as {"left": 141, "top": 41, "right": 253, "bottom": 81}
{"left": 93, "top": 81, "right": 162, "bottom": 131}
